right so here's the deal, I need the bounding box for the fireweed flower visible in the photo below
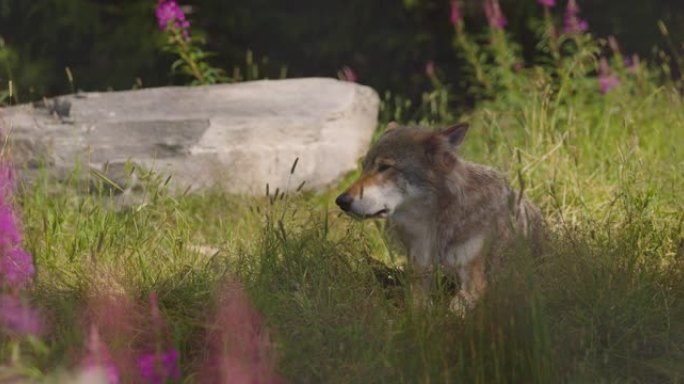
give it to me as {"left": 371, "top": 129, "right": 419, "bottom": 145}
{"left": 136, "top": 292, "right": 181, "bottom": 383}
{"left": 0, "top": 248, "right": 35, "bottom": 286}
{"left": 81, "top": 325, "right": 120, "bottom": 384}
{"left": 0, "top": 162, "right": 35, "bottom": 288}
{"left": 564, "top": 0, "right": 588, "bottom": 35}
{"left": 538, "top": 0, "right": 555, "bottom": 7}
{"left": 149, "top": 292, "right": 161, "bottom": 326}
{"left": 155, "top": 0, "right": 190, "bottom": 40}
{"left": 425, "top": 61, "right": 436, "bottom": 77}
{"left": 598, "top": 57, "right": 620, "bottom": 94}
{"left": 340, "top": 66, "right": 358, "bottom": 82}
{"left": 138, "top": 348, "right": 181, "bottom": 384}
{"left": 608, "top": 35, "right": 621, "bottom": 54}
{"left": 484, "top": 0, "right": 507, "bottom": 29}
{"left": 0, "top": 165, "right": 20, "bottom": 247}
{"left": 449, "top": 0, "right": 461, "bottom": 26}
{"left": 625, "top": 54, "right": 641, "bottom": 74}
{"left": 199, "top": 281, "right": 281, "bottom": 383}
{"left": 84, "top": 291, "right": 140, "bottom": 382}
{"left": 0, "top": 294, "right": 41, "bottom": 337}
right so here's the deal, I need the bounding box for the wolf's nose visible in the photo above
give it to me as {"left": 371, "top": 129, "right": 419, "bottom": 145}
{"left": 335, "top": 193, "right": 353, "bottom": 211}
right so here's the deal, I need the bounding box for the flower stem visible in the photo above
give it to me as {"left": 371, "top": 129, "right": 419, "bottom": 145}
{"left": 172, "top": 31, "right": 205, "bottom": 84}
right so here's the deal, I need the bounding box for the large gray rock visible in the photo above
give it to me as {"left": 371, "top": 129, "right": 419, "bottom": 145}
{"left": 0, "top": 78, "right": 379, "bottom": 194}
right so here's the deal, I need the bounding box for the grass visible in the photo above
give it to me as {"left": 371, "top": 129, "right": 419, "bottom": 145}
{"left": 9, "top": 75, "right": 683, "bottom": 382}
{"left": 4, "top": 20, "right": 684, "bottom": 384}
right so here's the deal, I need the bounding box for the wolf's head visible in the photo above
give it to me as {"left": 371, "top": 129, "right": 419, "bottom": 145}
{"left": 335, "top": 122, "right": 469, "bottom": 219}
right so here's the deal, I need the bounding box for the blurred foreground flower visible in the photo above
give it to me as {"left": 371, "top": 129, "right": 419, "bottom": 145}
{"left": 537, "top": 0, "right": 555, "bottom": 7}
{"left": 199, "top": 280, "right": 282, "bottom": 384}
{"left": 83, "top": 289, "right": 140, "bottom": 383}
{"left": 81, "top": 325, "right": 120, "bottom": 384}
{"left": 0, "top": 163, "right": 35, "bottom": 288}
{"left": 138, "top": 348, "right": 181, "bottom": 384}
{"left": 564, "top": 0, "right": 588, "bottom": 35}
{"left": 0, "top": 248, "right": 34, "bottom": 287}
{"left": 598, "top": 57, "right": 620, "bottom": 94}
{"left": 136, "top": 292, "right": 181, "bottom": 384}
{"left": 0, "top": 294, "right": 41, "bottom": 337}
{"left": 484, "top": 0, "right": 507, "bottom": 29}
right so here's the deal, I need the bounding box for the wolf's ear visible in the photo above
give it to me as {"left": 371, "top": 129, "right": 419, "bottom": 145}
{"left": 439, "top": 122, "right": 469, "bottom": 147}
{"left": 385, "top": 121, "right": 400, "bottom": 132}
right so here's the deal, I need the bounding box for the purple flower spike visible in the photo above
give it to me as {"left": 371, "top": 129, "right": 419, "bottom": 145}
{"left": 340, "top": 66, "right": 358, "bottom": 83}
{"left": 82, "top": 326, "right": 120, "bottom": 384}
{"left": 0, "top": 294, "right": 42, "bottom": 337}
{"left": 625, "top": 54, "right": 640, "bottom": 74}
{"left": 598, "top": 57, "right": 620, "bottom": 94}
{"left": 538, "top": 0, "right": 555, "bottom": 7}
{"left": 449, "top": 0, "right": 461, "bottom": 26}
{"left": 0, "top": 206, "right": 21, "bottom": 249}
{"left": 484, "top": 0, "right": 507, "bottom": 29}
{"left": 0, "top": 162, "right": 35, "bottom": 288}
{"left": 138, "top": 348, "right": 181, "bottom": 384}
{"left": 564, "top": 0, "right": 588, "bottom": 35}
{"left": 425, "top": 61, "right": 436, "bottom": 77}
{"left": 155, "top": 0, "right": 191, "bottom": 40}
{"left": 0, "top": 248, "right": 35, "bottom": 286}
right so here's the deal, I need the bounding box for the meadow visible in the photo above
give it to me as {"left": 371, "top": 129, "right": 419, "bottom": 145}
{"left": 2, "top": 1, "right": 684, "bottom": 383}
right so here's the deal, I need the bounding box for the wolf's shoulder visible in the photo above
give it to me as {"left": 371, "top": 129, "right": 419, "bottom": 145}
{"left": 460, "top": 160, "right": 509, "bottom": 190}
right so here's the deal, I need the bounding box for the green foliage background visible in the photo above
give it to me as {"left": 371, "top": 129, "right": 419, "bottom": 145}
{"left": 1, "top": 0, "right": 683, "bottom": 101}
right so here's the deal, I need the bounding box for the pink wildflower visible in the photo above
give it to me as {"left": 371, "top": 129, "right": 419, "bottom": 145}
{"left": 484, "top": 0, "right": 507, "bottom": 29}
{"left": 199, "top": 280, "right": 282, "bottom": 384}
{"left": 598, "top": 57, "right": 620, "bottom": 94}
{"left": 83, "top": 291, "right": 140, "bottom": 382}
{"left": 0, "top": 248, "right": 35, "bottom": 286}
{"left": 0, "top": 162, "right": 35, "bottom": 288}
{"left": 81, "top": 325, "right": 120, "bottom": 384}
{"left": 0, "top": 164, "right": 20, "bottom": 247}
{"left": 538, "top": 0, "right": 555, "bottom": 7}
{"left": 425, "top": 61, "right": 436, "bottom": 77}
{"left": 607, "top": 35, "right": 621, "bottom": 54}
{"left": 0, "top": 294, "right": 41, "bottom": 337}
{"left": 340, "top": 66, "right": 358, "bottom": 82}
{"left": 449, "top": 0, "right": 461, "bottom": 26}
{"left": 564, "top": 0, "right": 588, "bottom": 35}
{"left": 135, "top": 292, "right": 181, "bottom": 383}
{"left": 155, "top": 0, "right": 190, "bottom": 40}
{"left": 625, "top": 54, "right": 640, "bottom": 74}
{"left": 137, "top": 348, "right": 181, "bottom": 384}
{"left": 148, "top": 292, "right": 161, "bottom": 326}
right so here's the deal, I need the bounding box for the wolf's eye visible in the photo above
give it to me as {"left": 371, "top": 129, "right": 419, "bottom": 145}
{"left": 377, "top": 163, "right": 392, "bottom": 172}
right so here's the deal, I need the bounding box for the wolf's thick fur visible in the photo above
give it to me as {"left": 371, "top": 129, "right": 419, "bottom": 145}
{"left": 335, "top": 123, "right": 543, "bottom": 312}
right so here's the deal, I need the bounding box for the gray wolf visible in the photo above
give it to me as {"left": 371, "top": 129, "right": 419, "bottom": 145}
{"left": 335, "top": 122, "right": 543, "bottom": 312}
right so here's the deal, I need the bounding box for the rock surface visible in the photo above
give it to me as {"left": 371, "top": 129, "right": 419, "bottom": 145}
{"left": 0, "top": 78, "right": 379, "bottom": 194}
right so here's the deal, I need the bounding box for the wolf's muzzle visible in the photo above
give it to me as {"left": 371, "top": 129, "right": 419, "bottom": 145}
{"left": 335, "top": 193, "right": 353, "bottom": 211}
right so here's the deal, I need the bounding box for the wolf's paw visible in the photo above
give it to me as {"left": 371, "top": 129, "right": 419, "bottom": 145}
{"left": 448, "top": 293, "right": 475, "bottom": 316}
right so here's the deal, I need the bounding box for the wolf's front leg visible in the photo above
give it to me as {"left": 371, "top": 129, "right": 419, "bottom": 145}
{"left": 410, "top": 267, "right": 434, "bottom": 308}
{"left": 408, "top": 242, "right": 434, "bottom": 308}
{"left": 450, "top": 258, "right": 486, "bottom": 314}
